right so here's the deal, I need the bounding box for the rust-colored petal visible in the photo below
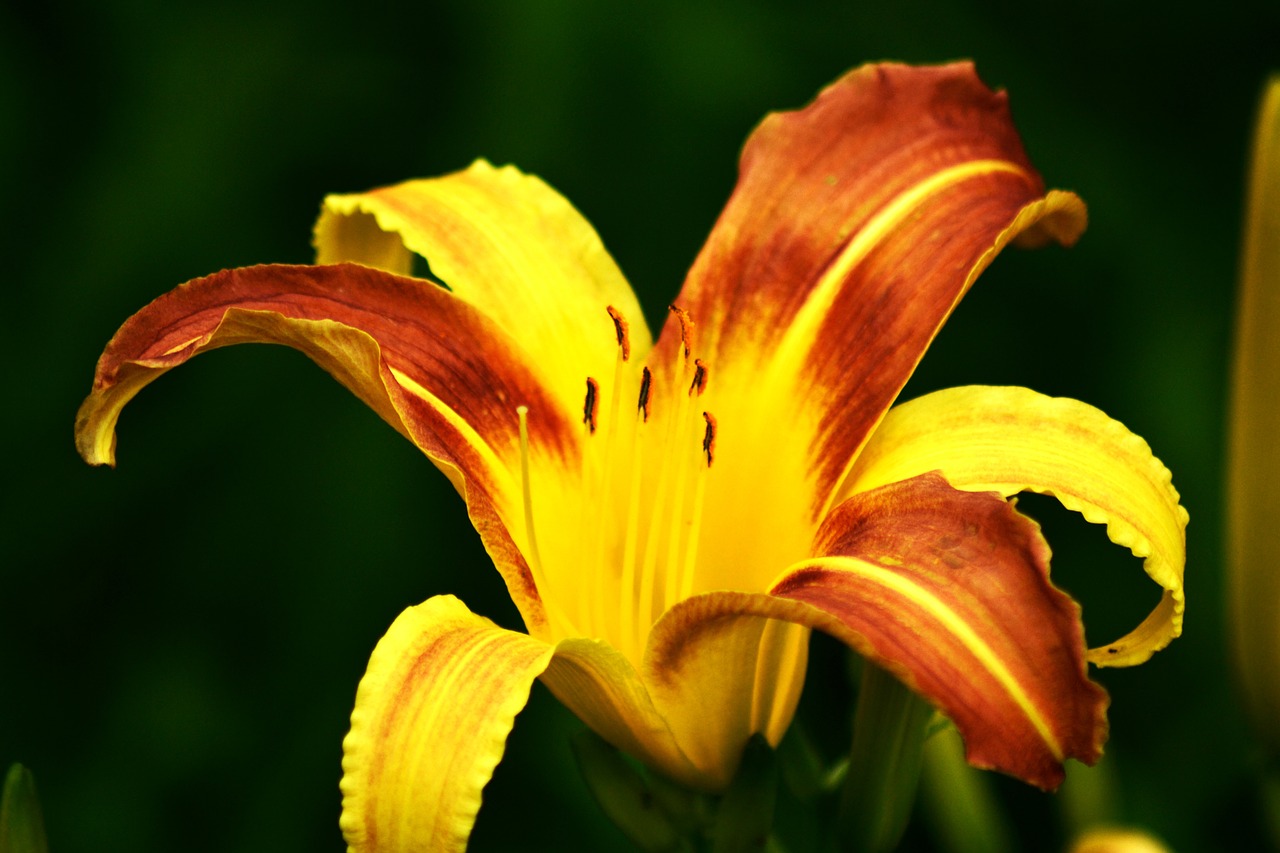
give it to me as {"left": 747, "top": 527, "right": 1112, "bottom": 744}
{"left": 779, "top": 472, "right": 1107, "bottom": 789}
{"left": 341, "top": 596, "right": 555, "bottom": 852}
{"left": 645, "top": 473, "right": 1109, "bottom": 792}
{"left": 845, "top": 386, "right": 1186, "bottom": 667}
{"left": 660, "top": 62, "right": 1085, "bottom": 517}
{"left": 75, "top": 263, "right": 580, "bottom": 634}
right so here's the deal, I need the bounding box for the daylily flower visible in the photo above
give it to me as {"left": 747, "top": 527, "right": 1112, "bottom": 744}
{"left": 76, "top": 62, "right": 1187, "bottom": 850}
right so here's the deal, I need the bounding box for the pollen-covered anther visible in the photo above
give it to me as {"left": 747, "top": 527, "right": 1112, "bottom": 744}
{"left": 606, "top": 305, "right": 631, "bottom": 362}
{"left": 702, "top": 411, "right": 717, "bottom": 467}
{"left": 688, "top": 359, "right": 709, "bottom": 397}
{"left": 669, "top": 305, "right": 695, "bottom": 360}
{"left": 583, "top": 377, "right": 599, "bottom": 434}
{"left": 638, "top": 366, "right": 653, "bottom": 422}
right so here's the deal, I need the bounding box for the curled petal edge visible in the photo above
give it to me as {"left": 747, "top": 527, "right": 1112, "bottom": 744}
{"left": 74, "top": 263, "right": 569, "bottom": 635}
{"left": 843, "top": 385, "right": 1187, "bottom": 667}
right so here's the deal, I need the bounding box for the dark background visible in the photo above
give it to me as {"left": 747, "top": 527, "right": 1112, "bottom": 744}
{"left": 4, "top": 1, "right": 1278, "bottom": 850}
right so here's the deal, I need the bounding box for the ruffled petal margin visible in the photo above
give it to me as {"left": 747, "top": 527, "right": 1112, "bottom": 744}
{"left": 645, "top": 473, "right": 1106, "bottom": 791}
{"left": 659, "top": 61, "right": 1086, "bottom": 518}
{"left": 340, "top": 596, "right": 555, "bottom": 853}
{"left": 843, "top": 386, "right": 1187, "bottom": 666}
{"left": 314, "top": 159, "right": 652, "bottom": 412}
{"left": 74, "top": 262, "right": 582, "bottom": 635}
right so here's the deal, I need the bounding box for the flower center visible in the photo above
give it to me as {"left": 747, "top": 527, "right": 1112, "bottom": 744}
{"left": 517, "top": 305, "right": 717, "bottom": 662}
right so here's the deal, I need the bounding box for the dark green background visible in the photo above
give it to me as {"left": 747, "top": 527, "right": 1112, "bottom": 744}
{"left": 5, "top": 1, "right": 1278, "bottom": 850}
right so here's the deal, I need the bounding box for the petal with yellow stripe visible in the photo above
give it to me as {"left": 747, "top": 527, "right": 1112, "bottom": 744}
{"left": 783, "top": 472, "right": 1106, "bottom": 789}
{"left": 844, "top": 385, "right": 1187, "bottom": 666}
{"left": 660, "top": 62, "right": 1087, "bottom": 517}
{"left": 74, "top": 262, "right": 580, "bottom": 635}
{"left": 640, "top": 473, "right": 1104, "bottom": 790}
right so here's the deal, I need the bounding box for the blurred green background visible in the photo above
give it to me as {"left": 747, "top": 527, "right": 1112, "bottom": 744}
{"left": 4, "top": 1, "right": 1278, "bottom": 850}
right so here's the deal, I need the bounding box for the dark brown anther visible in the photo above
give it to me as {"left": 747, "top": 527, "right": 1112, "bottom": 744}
{"left": 638, "top": 366, "right": 652, "bottom": 422}
{"left": 607, "top": 305, "right": 631, "bottom": 362}
{"left": 688, "top": 358, "right": 708, "bottom": 397}
{"left": 669, "top": 305, "right": 694, "bottom": 360}
{"left": 701, "top": 411, "right": 717, "bottom": 467}
{"left": 583, "top": 377, "right": 600, "bottom": 434}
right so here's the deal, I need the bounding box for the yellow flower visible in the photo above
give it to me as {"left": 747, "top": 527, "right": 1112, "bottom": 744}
{"left": 76, "top": 62, "right": 1187, "bottom": 851}
{"left": 1228, "top": 75, "right": 1280, "bottom": 755}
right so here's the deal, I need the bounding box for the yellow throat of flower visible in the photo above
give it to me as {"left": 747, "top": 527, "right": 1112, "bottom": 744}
{"left": 517, "top": 305, "right": 729, "bottom": 664}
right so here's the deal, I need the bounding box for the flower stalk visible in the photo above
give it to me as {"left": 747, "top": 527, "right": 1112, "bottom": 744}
{"left": 838, "top": 663, "right": 934, "bottom": 852}
{"left": 920, "top": 725, "right": 1014, "bottom": 853}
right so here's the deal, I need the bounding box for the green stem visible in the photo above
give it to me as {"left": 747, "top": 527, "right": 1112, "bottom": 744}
{"left": 1058, "top": 755, "right": 1120, "bottom": 837}
{"left": 920, "top": 725, "right": 1014, "bottom": 853}
{"left": 838, "top": 663, "right": 933, "bottom": 852}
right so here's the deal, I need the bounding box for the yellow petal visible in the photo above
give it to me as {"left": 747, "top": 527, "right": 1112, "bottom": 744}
{"left": 640, "top": 595, "right": 812, "bottom": 790}
{"left": 315, "top": 159, "right": 652, "bottom": 414}
{"left": 1227, "top": 75, "right": 1280, "bottom": 752}
{"left": 843, "top": 385, "right": 1187, "bottom": 667}
{"left": 340, "top": 596, "right": 555, "bottom": 853}
{"left": 539, "top": 638, "right": 711, "bottom": 790}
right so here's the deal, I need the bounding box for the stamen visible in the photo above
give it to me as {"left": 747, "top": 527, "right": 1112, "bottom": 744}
{"left": 619, "top": 395, "right": 647, "bottom": 660}
{"left": 702, "top": 411, "right": 717, "bottom": 467}
{"left": 583, "top": 377, "right": 599, "bottom": 434}
{"left": 638, "top": 366, "right": 652, "bottom": 421}
{"left": 607, "top": 305, "right": 631, "bottom": 362}
{"left": 688, "top": 359, "right": 709, "bottom": 397}
{"left": 678, "top": 412, "right": 715, "bottom": 602}
{"left": 669, "top": 305, "right": 694, "bottom": 360}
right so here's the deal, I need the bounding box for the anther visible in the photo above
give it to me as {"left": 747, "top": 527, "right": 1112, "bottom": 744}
{"left": 702, "top": 412, "right": 717, "bottom": 467}
{"left": 583, "top": 377, "right": 600, "bottom": 434}
{"left": 638, "top": 366, "right": 652, "bottom": 421}
{"left": 607, "top": 306, "right": 631, "bottom": 362}
{"left": 669, "top": 305, "right": 694, "bottom": 360}
{"left": 688, "top": 359, "right": 708, "bottom": 397}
